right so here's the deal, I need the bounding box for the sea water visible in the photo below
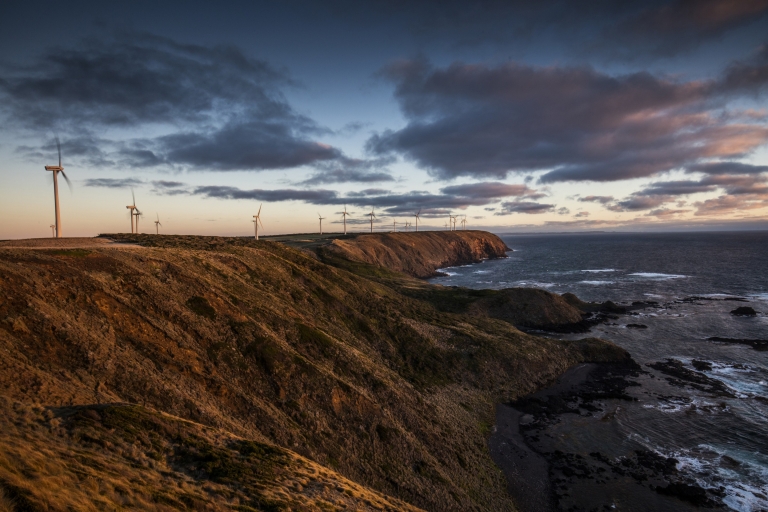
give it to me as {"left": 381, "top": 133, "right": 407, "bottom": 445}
{"left": 430, "top": 231, "right": 768, "bottom": 511}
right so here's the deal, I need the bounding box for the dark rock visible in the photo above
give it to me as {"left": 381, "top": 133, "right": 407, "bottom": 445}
{"left": 730, "top": 306, "right": 758, "bottom": 316}
{"left": 691, "top": 360, "right": 713, "bottom": 372}
{"left": 626, "top": 324, "right": 648, "bottom": 329}
{"left": 707, "top": 337, "right": 768, "bottom": 351}
{"left": 655, "top": 482, "right": 714, "bottom": 507}
{"left": 647, "top": 359, "right": 735, "bottom": 397}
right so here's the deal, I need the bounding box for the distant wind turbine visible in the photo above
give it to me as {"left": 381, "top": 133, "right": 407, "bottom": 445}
{"left": 414, "top": 209, "right": 421, "bottom": 232}
{"left": 154, "top": 213, "right": 162, "bottom": 234}
{"left": 461, "top": 216, "right": 467, "bottom": 230}
{"left": 404, "top": 220, "right": 410, "bottom": 232}
{"left": 392, "top": 219, "right": 398, "bottom": 232}
{"left": 341, "top": 206, "right": 350, "bottom": 235}
{"left": 449, "top": 214, "right": 458, "bottom": 231}
{"left": 318, "top": 212, "right": 325, "bottom": 234}
{"left": 367, "top": 208, "right": 376, "bottom": 233}
{"left": 45, "top": 137, "right": 71, "bottom": 238}
{"left": 444, "top": 221, "right": 449, "bottom": 230}
{"left": 253, "top": 204, "right": 263, "bottom": 240}
{"left": 50, "top": 224, "right": 55, "bottom": 238}
{"left": 133, "top": 192, "right": 143, "bottom": 233}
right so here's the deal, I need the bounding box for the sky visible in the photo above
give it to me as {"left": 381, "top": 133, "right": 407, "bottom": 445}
{"left": 1, "top": 0, "right": 768, "bottom": 238}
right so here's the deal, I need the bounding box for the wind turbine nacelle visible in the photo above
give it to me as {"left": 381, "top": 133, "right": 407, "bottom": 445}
{"left": 45, "top": 166, "right": 63, "bottom": 171}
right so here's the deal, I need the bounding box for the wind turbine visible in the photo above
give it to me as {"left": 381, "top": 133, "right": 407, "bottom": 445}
{"left": 132, "top": 192, "right": 143, "bottom": 233}
{"left": 50, "top": 224, "right": 55, "bottom": 238}
{"left": 404, "top": 220, "right": 410, "bottom": 232}
{"left": 392, "top": 219, "right": 398, "bottom": 232}
{"left": 154, "top": 213, "right": 162, "bottom": 234}
{"left": 341, "top": 205, "right": 350, "bottom": 235}
{"left": 318, "top": 212, "right": 325, "bottom": 235}
{"left": 444, "top": 221, "right": 449, "bottom": 230}
{"left": 367, "top": 208, "right": 376, "bottom": 233}
{"left": 414, "top": 209, "right": 421, "bottom": 232}
{"left": 44, "top": 137, "right": 71, "bottom": 238}
{"left": 448, "top": 214, "right": 457, "bottom": 231}
{"left": 126, "top": 190, "right": 138, "bottom": 233}
{"left": 461, "top": 216, "right": 467, "bottom": 230}
{"left": 253, "top": 204, "right": 263, "bottom": 240}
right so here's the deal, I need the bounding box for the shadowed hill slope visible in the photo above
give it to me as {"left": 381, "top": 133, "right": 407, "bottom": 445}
{"left": 326, "top": 230, "right": 510, "bottom": 278}
{"left": 0, "top": 235, "right": 630, "bottom": 511}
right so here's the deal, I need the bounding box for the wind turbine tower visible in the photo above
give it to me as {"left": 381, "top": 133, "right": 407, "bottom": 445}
{"left": 126, "top": 191, "right": 138, "bottom": 233}
{"left": 414, "top": 209, "right": 421, "bottom": 232}
{"left": 44, "top": 137, "right": 71, "bottom": 238}
{"left": 461, "top": 216, "right": 467, "bottom": 230}
{"left": 154, "top": 214, "right": 162, "bottom": 234}
{"left": 367, "top": 208, "right": 376, "bottom": 233}
{"left": 341, "top": 206, "right": 350, "bottom": 235}
{"left": 318, "top": 213, "right": 325, "bottom": 235}
{"left": 392, "top": 219, "right": 398, "bottom": 232}
{"left": 253, "top": 204, "right": 263, "bottom": 240}
{"left": 50, "top": 224, "right": 55, "bottom": 237}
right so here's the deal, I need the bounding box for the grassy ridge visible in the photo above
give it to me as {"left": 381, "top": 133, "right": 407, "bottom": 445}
{"left": 0, "top": 233, "right": 630, "bottom": 511}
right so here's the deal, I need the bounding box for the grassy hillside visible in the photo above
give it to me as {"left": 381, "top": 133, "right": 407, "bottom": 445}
{"left": 0, "top": 233, "right": 630, "bottom": 511}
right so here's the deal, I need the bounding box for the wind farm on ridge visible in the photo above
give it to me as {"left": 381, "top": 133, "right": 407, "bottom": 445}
{"left": 36, "top": 140, "right": 471, "bottom": 242}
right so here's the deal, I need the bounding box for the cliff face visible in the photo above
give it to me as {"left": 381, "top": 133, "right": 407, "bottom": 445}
{"left": 327, "top": 230, "right": 510, "bottom": 278}
{"left": 0, "top": 235, "right": 628, "bottom": 511}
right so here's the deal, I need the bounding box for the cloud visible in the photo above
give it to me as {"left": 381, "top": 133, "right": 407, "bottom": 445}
{"left": 298, "top": 156, "right": 395, "bottom": 184}
{"left": 181, "top": 179, "right": 540, "bottom": 216}
{"left": 574, "top": 211, "right": 590, "bottom": 218}
{"left": 686, "top": 161, "right": 768, "bottom": 175}
{"left": 694, "top": 194, "right": 768, "bottom": 215}
{"left": 579, "top": 195, "right": 615, "bottom": 204}
{"left": 367, "top": 58, "right": 768, "bottom": 182}
{"left": 600, "top": 1, "right": 768, "bottom": 59}
{"left": 192, "top": 186, "right": 339, "bottom": 203}
{"left": 646, "top": 208, "right": 690, "bottom": 217}
{"left": 0, "top": 33, "right": 350, "bottom": 172}
{"left": 557, "top": 207, "right": 571, "bottom": 215}
{"left": 83, "top": 178, "right": 145, "bottom": 188}
{"left": 495, "top": 200, "right": 555, "bottom": 215}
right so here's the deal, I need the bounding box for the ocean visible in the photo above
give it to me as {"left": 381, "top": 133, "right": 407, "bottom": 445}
{"left": 429, "top": 231, "right": 768, "bottom": 511}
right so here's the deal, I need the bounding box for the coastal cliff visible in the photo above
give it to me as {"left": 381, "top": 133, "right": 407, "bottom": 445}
{"left": 327, "top": 230, "right": 510, "bottom": 278}
{"left": 0, "top": 233, "right": 627, "bottom": 511}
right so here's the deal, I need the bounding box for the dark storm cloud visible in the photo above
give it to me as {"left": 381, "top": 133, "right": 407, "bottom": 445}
{"left": 0, "top": 33, "right": 351, "bottom": 172}
{"left": 368, "top": 59, "right": 768, "bottom": 183}
{"left": 84, "top": 178, "right": 144, "bottom": 189}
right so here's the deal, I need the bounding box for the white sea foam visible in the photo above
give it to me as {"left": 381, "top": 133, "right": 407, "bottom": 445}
{"left": 514, "top": 281, "right": 556, "bottom": 289}
{"left": 629, "top": 272, "right": 688, "bottom": 279}
{"left": 579, "top": 280, "right": 615, "bottom": 285}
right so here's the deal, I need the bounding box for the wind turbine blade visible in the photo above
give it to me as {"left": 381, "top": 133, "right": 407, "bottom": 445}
{"left": 60, "top": 170, "right": 73, "bottom": 192}
{"left": 258, "top": 218, "right": 264, "bottom": 229}
{"left": 55, "top": 136, "right": 62, "bottom": 167}
{"left": 132, "top": 188, "right": 136, "bottom": 207}
{"left": 258, "top": 203, "right": 262, "bottom": 215}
